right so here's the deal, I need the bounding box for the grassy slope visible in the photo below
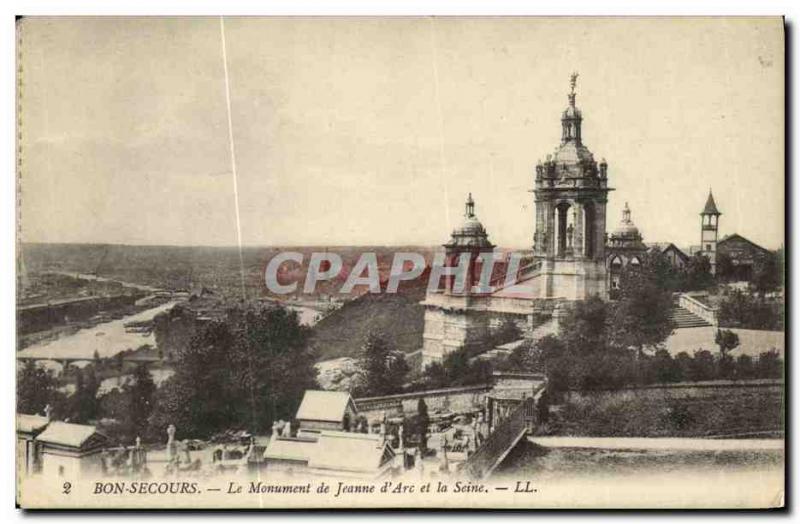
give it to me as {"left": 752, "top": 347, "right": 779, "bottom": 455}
{"left": 541, "top": 387, "right": 783, "bottom": 438}
{"left": 310, "top": 277, "right": 428, "bottom": 362}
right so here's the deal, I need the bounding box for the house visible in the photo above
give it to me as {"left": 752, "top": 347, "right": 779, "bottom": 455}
{"left": 717, "top": 233, "right": 774, "bottom": 282}
{"left": 649, "top": 242, "right": 691, "bottom": 270}
{"left": 16, "top": 414, "right": 50, "bottom": 476}
{"left": 295, "top": 390, "right": 358, "bottom": 433}
{"left": 35, "top": 421, "right": 110, "bottom": 479}
{"left": 263, "top": 431, "right": 396, "bottom": 478}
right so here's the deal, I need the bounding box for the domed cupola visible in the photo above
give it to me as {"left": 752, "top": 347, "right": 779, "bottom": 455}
{"left": 609, "top": 202, "right": 645, "bottom": 248}
{"left": 445, "top": 193, "right": 494, "bottom": 249}
{"left": 536, "top": 73, "right": 605, "bottom": 182}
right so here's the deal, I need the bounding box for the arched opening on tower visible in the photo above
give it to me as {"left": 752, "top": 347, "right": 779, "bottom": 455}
{"left": 703, "top": 214, "right": 718, "bottom": 228}
{"left": 555, "top": 202, "right": 575, "bottom": 257}
{"left": 584, "top": 203, "right": 596, "bottom": 258}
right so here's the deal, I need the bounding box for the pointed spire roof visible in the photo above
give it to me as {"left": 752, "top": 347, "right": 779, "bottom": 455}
{"left": 701, "top": 190, "right": 721, "bottom": 215}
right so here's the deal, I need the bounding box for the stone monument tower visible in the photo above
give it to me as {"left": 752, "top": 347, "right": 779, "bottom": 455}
{"left": 530, "top": 73, "right": 612, "bottom": 299}
{"left": 421, "top": 194, "right": 495, "bottom": 366}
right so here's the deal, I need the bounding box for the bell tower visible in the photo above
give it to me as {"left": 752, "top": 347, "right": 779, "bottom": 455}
{"left": 530, "top": 73, "right": 612, "bottom": 299}
{"left": 700, "top": 189, "right": 721, "bottom": 274}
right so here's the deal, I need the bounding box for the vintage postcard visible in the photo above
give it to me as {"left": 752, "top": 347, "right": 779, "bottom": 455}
{"left": 15, "top": 16, "right": 785, "bottom": 509}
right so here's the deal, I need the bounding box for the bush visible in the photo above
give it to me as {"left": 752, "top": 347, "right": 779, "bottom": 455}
{"left": 756, "top": 349, "right": 783, "bottom": 379}
{"left": 717, "top": 290, "right": 783, "bottom": 330}
{"left": 661, "top": 400, "right": 695, "bottom": 431}
{"left": 735, "top": 354, "right": 755, "bottom": 380}
{"left": 542, "top": 345, "right": 783, "bottom": 394}
{"left": 418, "top": 347, "right": 494, "bottom": 390}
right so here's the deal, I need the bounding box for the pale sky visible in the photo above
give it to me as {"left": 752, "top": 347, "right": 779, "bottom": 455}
{"left": 19, "top": 17, "right": 785, "bottom": 249}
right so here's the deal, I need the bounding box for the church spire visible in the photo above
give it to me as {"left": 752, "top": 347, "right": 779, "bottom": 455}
{"left": 701, "top": 189, "right": 721, "bottom": 216}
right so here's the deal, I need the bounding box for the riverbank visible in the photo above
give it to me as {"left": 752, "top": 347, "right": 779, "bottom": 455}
{"left": 17, "top": 301, "right": 178, "bottom": 365}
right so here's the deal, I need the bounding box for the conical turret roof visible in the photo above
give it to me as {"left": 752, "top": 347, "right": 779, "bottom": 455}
{"left": 701, "top": 190, "right": 721, "bottom": 215}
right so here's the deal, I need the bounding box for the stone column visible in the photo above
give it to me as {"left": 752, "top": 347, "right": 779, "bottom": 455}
{"left": 557, "top": 206, "right": 568, "bottom": 257}
{"left": 595, "top": 202, "right": 607, "bottom": 260}
{"left": 545, "top": 201, "right": 556, "bottom": 257}
{"left": 574, "top": 202, "right": 584, "bottom": 258}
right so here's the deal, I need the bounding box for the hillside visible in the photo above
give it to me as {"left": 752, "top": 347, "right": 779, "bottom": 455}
{"left": 310, "top": 274, "right": 428, "bottom": 361}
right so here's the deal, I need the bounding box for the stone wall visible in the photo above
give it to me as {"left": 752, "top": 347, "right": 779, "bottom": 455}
{"left": 679, "top": 293, "right": 719, "bottom": 326}
{"left": 355, "top": 384, "right": 493, "bottom": 420}
{"left": 355, "top": 372, "right": 547, "bottom": 421}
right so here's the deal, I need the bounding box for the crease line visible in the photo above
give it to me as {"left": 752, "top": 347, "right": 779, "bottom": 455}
{"left": 220, "top": 16, "right": 247, "bottom": 300}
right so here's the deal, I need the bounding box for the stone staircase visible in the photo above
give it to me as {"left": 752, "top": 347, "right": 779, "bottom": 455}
{"left": 670, "top": 305, "right": 712, "bottom": 329}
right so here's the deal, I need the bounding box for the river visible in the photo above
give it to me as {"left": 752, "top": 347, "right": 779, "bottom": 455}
{"left": 17, "top": 301, "right": 178, "bottom": 366}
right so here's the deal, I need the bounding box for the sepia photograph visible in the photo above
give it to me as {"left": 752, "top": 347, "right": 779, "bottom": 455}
{"left": 13, "top": 15, "right": 785, "bottom": 510}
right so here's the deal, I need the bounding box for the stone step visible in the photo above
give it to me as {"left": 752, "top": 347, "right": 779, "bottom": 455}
{"left": 669, "top": 306, "right": 711, "bottom": 329}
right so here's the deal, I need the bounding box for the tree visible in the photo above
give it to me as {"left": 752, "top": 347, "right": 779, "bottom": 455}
{"left": 149, "top": 305, "right": 318, "bottom": 440}
{"left": 717, "top": 290, "right": 782, "bottom": 330}
{"left": 536, "top": 391, "right": 551, "bottom": 425}
{"left": 674, "top": 351, "right": 693, "bottom": 381}
{"left": 355, "top": 331, "right": 409, "bottom": 396}
{"left": 152, "top": 304, "right": 199, "bottom": 362}
{"left": 714, "top": 329, "right": 740, "bottom": 359}
{"left": 682, "top": 253, "right": 714, "bottom": 291}
{"left": 735, "top": 354, "right": 755, "bottom": 380}
{"left": 714, "top": 329, "right": 739, "bottom": 380}
{"left": 533, "top": 335, "right": 569, "bottom": 393}
{"left": 627, "top": 250, "right": 681, "bottom": 293}
{"left": 503, "top": 341, "right": 537, "bottom": 372}
{"left": 559, "top": 296, "right": 610, "bottom": 355}
{"left": 126, "top": 364, "right": 156, "bottom": 438}
{"left": 756, "top": 349, "right": 783, "bottom": 379}
{"left": 752, "top": 250, "right": 783, "bottom": 295}
{"left": 610, "top": 271, "right": 674, "bottom": 358}
{"left": 17, "top": 360, "right": 62, "bottom": 415}
{"left": 650, "top": 349, "right": 683, "bottom": 383}
{"left": 612, "top": 251, "right": 676, "bottom": 359}
{"left": 689, "top": 350, "right": 715, "bottom": 381}
{"left": 716, "top": 252, "right": 736, "bottom": 283}
{"left": 69, "top": 365, "right": 100, "bottom": 424}
{"left": 420, "top": 346, "right": 493, "bottom": 390}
